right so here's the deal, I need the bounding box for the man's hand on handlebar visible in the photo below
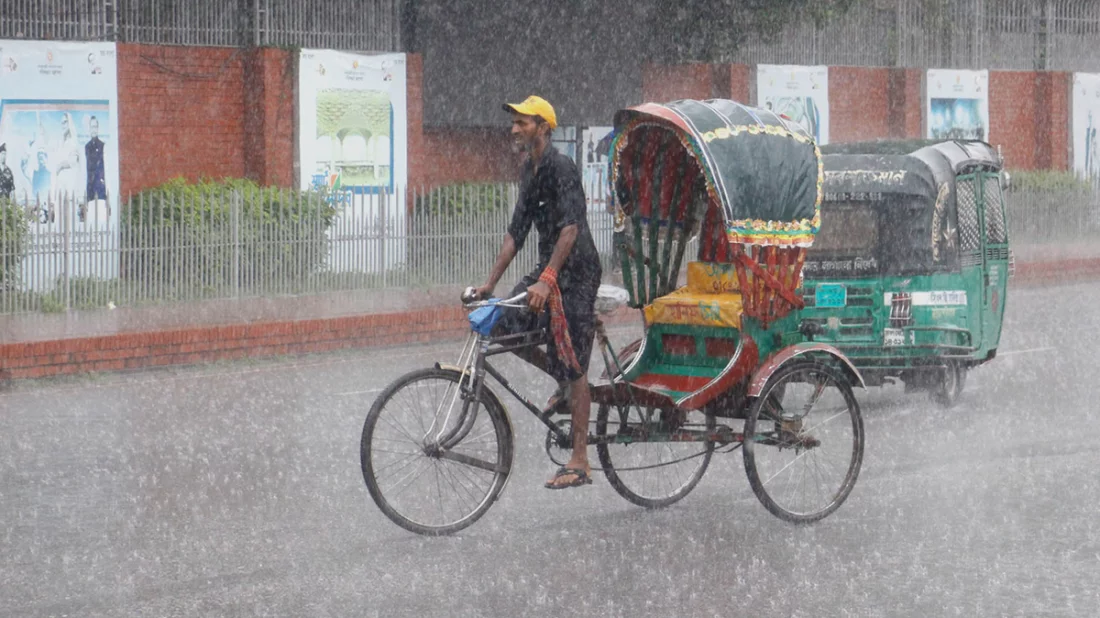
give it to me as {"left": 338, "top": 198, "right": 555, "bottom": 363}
{"left": 526, "top": 281, "right": 550, "bottom": 313}
{"left": 463, "top": 284, "right": 494, "bottom": 304}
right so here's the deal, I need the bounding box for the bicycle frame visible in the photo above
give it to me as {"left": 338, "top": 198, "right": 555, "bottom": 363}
{"left": 430, "top": 318, "right": 732, "bottom": 465}
{"left": 430, "top": 292, "right": 625, "bottom": 450}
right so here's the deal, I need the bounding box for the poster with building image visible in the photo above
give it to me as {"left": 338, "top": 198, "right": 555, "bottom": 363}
{"left": 298, "top": 50, "right": 407, "bottom": 194}
{"left": 1072, "top": 73, "right": 1100, "bottom": 180}
{"left": 0, "top": 39, "right": 120, "bottom": 290}
{"left": 757, "top": 64, "right": 829, "bottom": 145}
{"left": 298, "top": 50, "right": 408, "bottom": 273}
{"left": 926, "top": 69, "right": 989, "bottom": 141}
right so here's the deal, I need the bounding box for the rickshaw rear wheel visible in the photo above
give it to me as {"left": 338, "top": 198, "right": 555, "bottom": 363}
{"left": 744, "top": 360, "right": 864, "bottom": 524}
{"left": 930, "top": 361, "right": 967, "bottom": 408}
{"left": 595, "top": 403, "right": 715, "bottom": 508}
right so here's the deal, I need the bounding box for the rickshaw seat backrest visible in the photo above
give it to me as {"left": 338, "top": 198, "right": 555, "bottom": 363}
{"left": 642, "top": 261, "right": 744, "bottom": 330}
{"left": 686, "top": 261, "right": 739, "bottom": 294}
{"left": 611, "top": 124, "right": 711, "bottom": 309}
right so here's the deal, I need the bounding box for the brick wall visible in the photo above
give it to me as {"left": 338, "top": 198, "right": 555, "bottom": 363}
{"left": 118, "top": 44, "right": 247, "bottom": 194}
{"left": 990, "top": 72, "right": 1039, "bottom": 169}
{"left": 117, "top": 46, "right": 1077, "bottom": 198}
{"left": 886, "top": 68, "right": 924, "bottom": 138}
{"left": 642, "top": 63, "right": 751, "bottom": 102}
{"left": 117, "top": 44, "right": 295, "bottom": 196}
{"left": 243, "top": 47, "right": 296, "bottom": 188}
{"left": 1049, "top": 72, "right": 1071, "bottom": 170}
{"left": 418, "top": 127, "right": 517, "bottom": 187}
{"left": 830, "top": 67, "right": 892, "bottom": 142}
{"left": 407, "top": 53, "right": 426, "bottom": 188}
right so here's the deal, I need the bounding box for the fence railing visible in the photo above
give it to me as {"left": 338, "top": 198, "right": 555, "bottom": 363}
{"left": 1, "top": 183, "right": 1097, "bottom": 315}
{"left": 0, "top": 0, "right": 401, "bottom": 51}
{"left": 7, "top": 1, "right": 1100, "bottom": 72}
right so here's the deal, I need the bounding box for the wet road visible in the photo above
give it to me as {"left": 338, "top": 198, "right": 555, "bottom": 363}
{"left": 2, "top": 283, "right": 1099, "bottom": 617}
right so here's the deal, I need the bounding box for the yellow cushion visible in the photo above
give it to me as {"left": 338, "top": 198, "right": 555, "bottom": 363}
{"left": 644, "top": 287, "right": 742, "bottom": 329}
{"left": 687, "top": 261, "right": 740, "bottom": 294}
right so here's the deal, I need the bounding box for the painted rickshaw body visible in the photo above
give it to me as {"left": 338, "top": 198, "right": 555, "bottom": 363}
{"left": 594, "top": 98, "right": 861, "bottom": 415}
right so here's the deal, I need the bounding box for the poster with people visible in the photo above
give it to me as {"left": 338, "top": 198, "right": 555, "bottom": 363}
{"left": 1072, "top": 73, "right": 1100, "bottom": 180}
{"left": 581, "top": 126, "right": 614, "bottom": 257}
{"left": 298, "top": 50, "right": 408, "bottom": 273}
{"left": 757, "top": 64, "right": 830, "bottom": 145}
{"left": 581, "top": 126, "right": 612, "bottom": 201}
{"left": 0, "top": 39, "right": 120, "bottom": 288}
{"left": 926, "top": 69, "right": 989, "bottom": 141}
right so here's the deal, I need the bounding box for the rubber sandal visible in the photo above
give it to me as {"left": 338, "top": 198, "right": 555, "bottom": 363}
{"left": 544, "top": 466, "right": 593, "bottom": 490}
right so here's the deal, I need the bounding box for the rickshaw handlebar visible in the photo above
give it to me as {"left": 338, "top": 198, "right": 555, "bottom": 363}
{"left": 461, "top": 286, "right": 528, "bottom": 309}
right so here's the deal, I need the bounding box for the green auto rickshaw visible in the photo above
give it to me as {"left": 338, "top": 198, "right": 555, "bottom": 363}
{"left": 800, "top": 140, "right": 1011, "bottom": 407}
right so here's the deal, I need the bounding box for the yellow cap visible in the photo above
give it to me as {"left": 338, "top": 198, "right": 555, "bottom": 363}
{"left": 503, "top": 95, "right": 557, "bottom": 129}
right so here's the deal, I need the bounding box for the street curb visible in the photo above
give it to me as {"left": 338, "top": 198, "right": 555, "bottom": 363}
{"left": 1, "top": 258, "right": 1096, "bottom": 383}
{"left": 0, "top": 303, "right": 640, "bottom": 383}
{"left": 1010, "top": 257, "right": 1100, "bottom": 286}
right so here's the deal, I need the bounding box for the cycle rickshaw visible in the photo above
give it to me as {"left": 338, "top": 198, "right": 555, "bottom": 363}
{"left": 361, "top": 99, "right": 866, "bottom": 536}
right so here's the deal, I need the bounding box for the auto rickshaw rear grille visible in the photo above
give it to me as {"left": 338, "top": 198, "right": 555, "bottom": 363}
{"left": 985, "top": 246, "right": 1009, "bottom": 261}
{"left": 840, "top": 318, "right": 872, "bottom": 327}
{"left": 839, "top": 316, "right": 874, "bottom": 337}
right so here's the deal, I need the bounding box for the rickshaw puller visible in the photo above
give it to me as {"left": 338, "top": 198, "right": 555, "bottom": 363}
{"left": 473, "top": 95, "right": 603, "bottom": 490}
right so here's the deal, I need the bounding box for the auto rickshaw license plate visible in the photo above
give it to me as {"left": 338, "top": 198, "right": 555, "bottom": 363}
{"left": 815, "top": 284, "right": 847, "bottom": 308}
{"left": 884, "top": 328, "right": 905, "bottom": 346}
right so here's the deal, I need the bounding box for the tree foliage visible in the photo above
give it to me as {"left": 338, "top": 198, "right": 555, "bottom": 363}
{"left": 646, "top": 0, "right": 861, "bottom": 63}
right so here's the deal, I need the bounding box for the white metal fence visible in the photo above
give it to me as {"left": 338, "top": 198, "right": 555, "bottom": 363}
{"left": 1, "top": 182, "right": 1097, "bottom": 315}
{"left": 7, "top": 1, "right": 1100, "bottom": 72}
{"left": 1, "top": 0, "right": 401, "bottom": 51}
{"left": 0, "top": 184, "right": 619, "bottom": 314}
{"left": 726, "top": 0, "right": 1100, "bottom": 71}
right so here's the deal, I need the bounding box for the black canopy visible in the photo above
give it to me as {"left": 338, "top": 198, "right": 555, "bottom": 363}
{"left": 809, "top": 141, "right": 1003, "bottom": 277}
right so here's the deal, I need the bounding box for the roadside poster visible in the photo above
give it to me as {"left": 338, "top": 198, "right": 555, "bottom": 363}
{"left": 0, "top": 39, "right": 120, "bottom": 289}
{"left": 298, "top": 50, "right": 407, "bottom": 194}
{"left": 581, "top": 126, "right": 614, "bottom": 256}
{"left": 757, "top": 64, "right": 829, "bottom": 145}
{"left": 298, "top": 50, "right": 408, "bottom": 273}
{"left": 1072, "top": 73, "right": 1100, "bottom": 179}
{"left": 926, "top": 69, "right": 989, "bottom": 141}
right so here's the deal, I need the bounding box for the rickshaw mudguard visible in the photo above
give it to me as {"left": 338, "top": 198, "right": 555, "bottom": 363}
{"left": 747, "top": 342, "right": 866, "bottom": 397}
{"left": 675, "top": 335, "right": 758, "bottom": 410}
